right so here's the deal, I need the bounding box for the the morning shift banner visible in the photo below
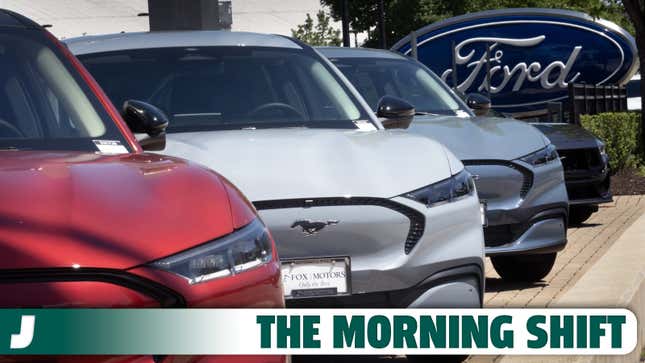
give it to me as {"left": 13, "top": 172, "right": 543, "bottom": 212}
{"left": 0, "top": 309, "right": 636, "bottom": 355}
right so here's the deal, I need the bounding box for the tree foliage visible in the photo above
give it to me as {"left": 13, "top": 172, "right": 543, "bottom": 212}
{"left": 320, "top": 0, "right": 633, "bottom": 48}
{"left": 581, "top": 112, "right": 642, "bottom": 170}
{"left": 291, "top": 10, "right": 342, "bottom": 46}
{"left": 622, "top": 0, "right": 645, "bottom": 157}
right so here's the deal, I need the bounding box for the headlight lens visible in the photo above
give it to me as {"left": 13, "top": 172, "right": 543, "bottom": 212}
{"left": 599, "top": 143, "right": 607, "bottom": 157}
{"left": 403, "top": 169, "right": 475, "bottom": 207}
{"left": 519, "top": 144, "right": 559, "bottom": 166}
{"left": 150, "top": 219, "right": 273, "bottom": 284}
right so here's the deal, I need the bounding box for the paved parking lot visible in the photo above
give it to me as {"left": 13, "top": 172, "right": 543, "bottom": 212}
{"left": 295, "top": 195, "right": 645, "bottom": 363}
{"left": 469, "top": 194, "right": 645, "bottom": 363}
{"left": 484, "top": 194, "right": 645, "bottom": 309}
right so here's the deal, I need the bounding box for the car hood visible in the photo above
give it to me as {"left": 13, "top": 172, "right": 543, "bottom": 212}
{"left": 531, "top": 123, "right": 601, "bottom": 150}
{"left": 407, "top": 115, "right": 548, "bottom": 160}
{"left": 164, "top": 128, "right": 455, "bottom": 201}
{"left": 0, "top": 151, "right": 235, "bottom": 270}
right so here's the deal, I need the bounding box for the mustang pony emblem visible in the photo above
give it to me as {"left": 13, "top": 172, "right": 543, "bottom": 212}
{"left": 291, "top": 220, "right": 339, "bottom": 236}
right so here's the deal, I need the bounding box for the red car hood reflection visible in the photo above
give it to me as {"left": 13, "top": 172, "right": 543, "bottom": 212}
{"left": 0, "top": 151, "right": 234, "bottom": 270}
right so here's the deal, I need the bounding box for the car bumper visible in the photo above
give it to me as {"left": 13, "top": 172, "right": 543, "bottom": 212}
{"left": 258, "top": 193, "right": 485, "bottom": 307}
{"left": 565, "top": 170, "right": 612, "bottom": 206}
{"left": 466, "top": 159, "right": 569, "bottom": 257}
{"left": 286, "top": 264, "right": 483, "bottom": 308}
{"left": 485, "top": 210, "right": 567, "bottom": 256}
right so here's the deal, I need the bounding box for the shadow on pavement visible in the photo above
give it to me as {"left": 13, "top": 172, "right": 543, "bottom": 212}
{"left": 573, "top": 223, "right": 602, "bottom": 228}
{"left": 485, "top": 277, "right": 547, "bottom": 293}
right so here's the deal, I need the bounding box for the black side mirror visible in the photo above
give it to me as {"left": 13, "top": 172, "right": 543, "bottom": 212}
{"left": 376, "top": 96, "right": 415, "bottom": 129}
{"left": 466, "top": 93, "right": 491, "bottom": 117}
{"left": 121, "top": 100, "right": 169, "bottom": 151}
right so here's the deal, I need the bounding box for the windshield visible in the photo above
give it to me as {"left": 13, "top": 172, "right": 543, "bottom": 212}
{"left": 0, "top": 29, "right": 129, "bottom": 152}
{"left": 329, "top": 57, "right": 469, "bottom": 116}
{"left": 78, "top": 46, "right": 372, "bottom": 132}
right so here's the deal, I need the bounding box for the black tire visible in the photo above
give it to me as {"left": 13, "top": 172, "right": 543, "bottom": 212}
{"left": 568, "top": 205, "right": 597, "bottom": 226}
{"left": 491, "top": 253, "right": 557, "bottom": 282}
{"left": 407, "top": 355, "right": 468, "bottom": 363}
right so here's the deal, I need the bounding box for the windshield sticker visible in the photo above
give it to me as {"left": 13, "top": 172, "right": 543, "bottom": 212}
{"left": 93, "top": 140, "right": 128, "bottom": 154}
{"left": 355, "top": 121, "right": 377, "bottom": 131}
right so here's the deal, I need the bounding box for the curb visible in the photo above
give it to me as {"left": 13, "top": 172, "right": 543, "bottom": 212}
{"left": 499, "top": 209, "right": 645, "bottom": 363}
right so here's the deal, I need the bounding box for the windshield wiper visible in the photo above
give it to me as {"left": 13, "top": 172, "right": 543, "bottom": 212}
{"left": 415, "top": 111, "right": 438, "bottom": 116}
{"left": 0, "top": 146, "right": 21, "bottom": 151}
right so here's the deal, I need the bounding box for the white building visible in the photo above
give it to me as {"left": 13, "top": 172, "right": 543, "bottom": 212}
{"left": 0, "top": 0, "right": 340, "bottom": 39}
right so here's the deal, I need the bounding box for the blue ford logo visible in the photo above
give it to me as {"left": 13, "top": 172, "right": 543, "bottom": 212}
{"left": 391, "top": 9, "right": 639, "bottom": 114}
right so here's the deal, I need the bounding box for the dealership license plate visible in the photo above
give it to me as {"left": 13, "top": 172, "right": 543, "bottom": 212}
{"left": 281, "top": 257, "right": 350, "bottom": 298}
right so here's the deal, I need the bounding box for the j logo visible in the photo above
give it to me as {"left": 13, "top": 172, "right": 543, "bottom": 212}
{"left": 10, "top": 315, "right": 35, "bottom": 349}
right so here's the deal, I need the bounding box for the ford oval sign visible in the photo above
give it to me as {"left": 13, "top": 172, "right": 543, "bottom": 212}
{"left": 391, "top": 8, "right": 639, "bottom": 115}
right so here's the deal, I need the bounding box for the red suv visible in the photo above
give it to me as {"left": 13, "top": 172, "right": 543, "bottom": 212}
{"left": 0, "top": 10, "right": 284, "bottom": 363}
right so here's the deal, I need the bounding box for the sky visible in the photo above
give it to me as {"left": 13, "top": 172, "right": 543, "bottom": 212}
{"left": 0, "top": 0, "right": 344, "bottom": 40}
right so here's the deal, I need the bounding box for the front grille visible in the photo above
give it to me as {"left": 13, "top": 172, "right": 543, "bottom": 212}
{"left": 559, "top": 148, "right": 602, "bottom": 172}
{"left": 254, "top": 197, "right": 425, "bottom": 254}
{"left": 463, "top": 160, "right": 534, "bottom": 199}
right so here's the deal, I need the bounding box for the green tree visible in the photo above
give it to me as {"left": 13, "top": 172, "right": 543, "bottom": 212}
{"left": 622, "top": 0, "right": 645, "bottom": 156}
{"left": 292, "top": 10, "right": 342, "bottom": 46}
{"left": 320, "top": 0, "right": 632, "bottom": 48}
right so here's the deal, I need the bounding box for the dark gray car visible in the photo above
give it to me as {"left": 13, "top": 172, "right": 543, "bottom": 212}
{"left": 319, "top": 47, "right": 569, "bottom": 282}
{"left": 531, "top": 123, "right": 611, "bottom": 225}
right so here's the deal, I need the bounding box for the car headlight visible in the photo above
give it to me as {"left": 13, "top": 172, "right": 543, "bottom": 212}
{"left": 599, "top": 143, "right": 607, "bottom": 157}
{"left": 149, "top": 219, "right": 273, "bottom": 284}
{"left": 519, "top": 144, "right": 559, "bottom": 166}
{"left": 402, "top": 169, "right": 475, "bottom": 207}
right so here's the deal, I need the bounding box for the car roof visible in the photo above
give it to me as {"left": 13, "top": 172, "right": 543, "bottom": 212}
{"left": 0, "top": 9, "right": 41, "bottom": 29}
{"left": 317, "top": 46, "right": 408, "bottom": 60}
{"left": 66, "top": 31, "right": 303, "bottom": 55}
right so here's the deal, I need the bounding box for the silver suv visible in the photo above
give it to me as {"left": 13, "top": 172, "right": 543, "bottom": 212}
{"left": 68, "top": 31, "right": 486, "bottom": 308}
{"left": 320, "top": 46, "right": 569, "bottom": 282}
